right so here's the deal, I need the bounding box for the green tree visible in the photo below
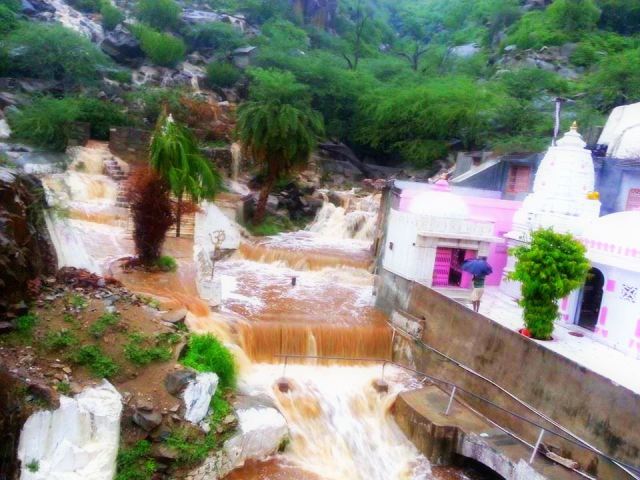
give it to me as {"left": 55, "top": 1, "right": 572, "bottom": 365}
{"left": 509, "top": 229, "right": 590, "bottom": 340}
{"left": 136, "top": 0, "right": 181, "bottom": 31}
{"left": 101, "top": 1, "right": 124, "bottom": 30}
{"left": 584, "top": 47, "right": 640, "bottom": 111}
{"left": 547, "top": 0, "right": 601, "bottom": 32}
{"left": 236, "top": 69, "right": 324, "bottom": 223}
{"left": 149, "top": 115, "right": 222, "bottom": 237}
{"left": 184, "top": 21, "right": 244, "bottom": 51}
{"left": 4, "top": 23, "right": 110, "bottom": 86}
{"left": 0, "top": 5, "right": 17, "bottom": 35}
{"left": 133, "top": 25, "right": 186, "bottom": 67}
{"left": 598, "top": 0, "right": 640, "bottom": 34}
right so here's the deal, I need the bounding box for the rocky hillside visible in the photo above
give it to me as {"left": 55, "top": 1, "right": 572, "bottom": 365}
{"left": 1, "top": 0, "right": 639, "bottom": 170}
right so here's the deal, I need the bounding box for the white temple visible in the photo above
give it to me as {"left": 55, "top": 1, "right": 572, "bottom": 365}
{"left": 502, "top": 124, "right": 602, "bottom": 296}
{"left": 597, "top": 101, "right": 640, "bottom": 158}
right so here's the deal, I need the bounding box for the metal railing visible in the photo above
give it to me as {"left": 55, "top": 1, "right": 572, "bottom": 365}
{"left": 275, "top": 352, "right": 640, "bottom": 480}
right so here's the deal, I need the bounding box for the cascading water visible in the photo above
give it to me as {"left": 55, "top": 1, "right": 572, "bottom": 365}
{"left": 230, "top": 365, "right": 433, "bottom": 480}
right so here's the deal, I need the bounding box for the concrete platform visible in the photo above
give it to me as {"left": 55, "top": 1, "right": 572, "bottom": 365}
{"left": 393, "top": 386, "right": 583, "bottom": 480}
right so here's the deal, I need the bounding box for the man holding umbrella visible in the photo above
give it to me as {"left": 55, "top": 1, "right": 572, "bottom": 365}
{"left": 462, "top": 256, "right": 492, "bottom": 313}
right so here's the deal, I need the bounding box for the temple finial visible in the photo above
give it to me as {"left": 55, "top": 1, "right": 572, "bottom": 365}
{"left": 570, "top": 121, "right": 578, "bottom": 132}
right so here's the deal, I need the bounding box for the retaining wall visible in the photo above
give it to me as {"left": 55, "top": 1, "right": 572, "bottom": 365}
{"left": 376, "top": 268, "right": 640, "bottom": 479}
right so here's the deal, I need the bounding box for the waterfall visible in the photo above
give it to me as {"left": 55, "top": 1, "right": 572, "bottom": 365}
{"left": 45, "top": 212, "right": 102, "bottom": 274}
{"left": 238, "top": 365, "right": 432, "bottom": 480}
{"left": 307, "top": 194, "right": 380, "bottom": 242}
{"left": 0, "top": 118, "right": 11, "bottom": 139}
{"left": 17, "top": 381, "right": 122, "bottom": 480}
{"left": 230, "top": 143, "right": 242, "bottom": 182}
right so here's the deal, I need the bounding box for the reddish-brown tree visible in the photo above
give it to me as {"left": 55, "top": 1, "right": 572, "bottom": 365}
{"left": 126, "top": 167, "right": 175, "bottom": 264}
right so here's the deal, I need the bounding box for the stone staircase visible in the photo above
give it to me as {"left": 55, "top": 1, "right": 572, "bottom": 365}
{"left": 103, "top": 157, "right": 129, "bottom": 208}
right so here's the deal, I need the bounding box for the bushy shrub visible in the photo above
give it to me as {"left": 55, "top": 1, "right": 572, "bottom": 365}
{"left": 123, "top": 333, "right": 173, "bottom": 366}
{"left": 206, "top": 62, "right": 241, "bottom": 88}
{"left": 8, "top": 97, "right": 80, "bottom": 151}
{"left": 15, "top": 313, "right": 38, "bottom": 335}
{"left": 88, "top": 312, "right": 120, "bottom": 338}
{"left": 499, "top": 68, "right": 569, "bottom": 100}
{"left": 598, "top": 0, "right": 640, "bottom": 34}
{"left": 154, "top": 255, "right": 178, "bottom": 272}
{"left": 0, "top": 0, "right": 20, "bottom": 12}
{"left": 43, "top": 330, "right": 77, "bottom": 351}
{"left": 546, "top": 0, "right": 601, "bottom": 32}
{"left": 0, "top": 5, "right": 17, "bottom": 35}
{"left": 136, "top": 0, "right": 181, "bottom": 31}
{"left": 116, "top": 441, "right": 156, "bottom": 480}
{"left": 506, "top": 11, "right": 568, "bottom": 49}
{"left": 509, "top": 229, "right": 590, "bottom": 340}
{"left": 584, "top": 48, "right": 640, "bottom": 111}
{"left": 101, "top": 1, "right": 124, "bottom": 30}
{"left": 181, "top": 334, "right": 237, "bottom": 389}
{"left": 4, "top": 23, "right": 110, "bottom": 86}
{"left": 76, "top": 98, "right": 129, "bottom": 140}
{"left": 185, "top": 22, "right": 243, "bottom": 51}
{"left": 134, "top": 25, "right": 186, "bottom": 67}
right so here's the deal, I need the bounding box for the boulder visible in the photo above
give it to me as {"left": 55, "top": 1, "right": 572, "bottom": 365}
{"left": 183, "top": 372, "right": 219, "bottom": 424}
{"left": 132, "top": 409, "right": 163, "bottom": 431}
{"left": 161, "top": 308, "right": 188, "bottom": 324}
{"left": 101, "top": 26, "right": 145, "bottom": 67}
{"left": 449, "top": 43, "right": 481, "bottom": 58}
{"left": 164, "top": 370, "right": 196, "bottom": 396}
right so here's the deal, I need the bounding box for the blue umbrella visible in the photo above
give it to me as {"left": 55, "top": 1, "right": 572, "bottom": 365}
{"left": 462, "top": 258, "right": 493, "bottom": 277}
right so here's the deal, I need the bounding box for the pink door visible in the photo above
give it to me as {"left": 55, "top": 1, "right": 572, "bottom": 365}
{"left": 433, "top": 248, "right": 453, "bottom": 287}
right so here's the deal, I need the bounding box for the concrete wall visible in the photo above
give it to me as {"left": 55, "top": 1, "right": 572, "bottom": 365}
{"left": 109, "top": 127, "right": 152, "bottom": 163}
{"left": 376, "top": 268, "right": 640, "bottom": 478}
{"left": 595, "top": 161, "right": 640, "bottom": 215}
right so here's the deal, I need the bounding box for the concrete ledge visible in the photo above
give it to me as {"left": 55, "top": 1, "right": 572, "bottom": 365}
{"left": 393, "top": 386, "right": 581, "bottom": 480}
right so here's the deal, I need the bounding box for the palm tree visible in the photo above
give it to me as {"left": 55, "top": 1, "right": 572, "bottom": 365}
{"left": 236, "top": 78, "right": 324, "bottom": 224}
{"left": 149, "top": 114, "right": 223, "bottom": 237}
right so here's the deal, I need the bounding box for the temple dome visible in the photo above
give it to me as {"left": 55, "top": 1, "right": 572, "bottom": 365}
{"left": 407, "top": 180, "right": 469, "bottom": 218}
{"left": 582, "top": 211, "right": 640, "bottom": 271}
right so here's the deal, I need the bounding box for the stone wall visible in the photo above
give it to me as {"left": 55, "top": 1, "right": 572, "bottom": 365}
{"left": 109, "top": 127, "right": 152, "bottom": 163}
{"left": 376, "top": 268, "right": 640, "bottom": 479}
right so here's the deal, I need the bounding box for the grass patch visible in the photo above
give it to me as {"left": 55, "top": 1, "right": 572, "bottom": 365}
{"left": 42, "top": 329, "right": 77, "bottom": 351}
{"left": 15, "top": 313, "right": 38, "bottom": 336}
{"left": 26, "top": 459, "right": 39, "bottom": 473}
{"left": 88, "top": 312, "right": 120, "bottom": 338}
{"left": 165, "top": 427, "right": 218, "bottom": 465}
{"left": 115, "top": 440, "right": 157, "bottom": 480}
{"left": 209, "top": 389, "right": 232, "bottom": 428}
{"left": 181, "top": 334, "right": 236, "bottom": 390}
{"left": 154, "top": 255, "right": 178, "bottom": 272}
{"left": 71, "top": 345, "right": 119, "bottom": 378}
{"left": 67, "top": 294, "right": 88, "bottom": 310}
{"left": 123, "top": 332, "right": 174, "bottom": 366}
{"left": 55, "top": 381, "right": 71, "bottom": 395}
{"left": 63, "top": 313, "right": 80, "bottom": 328}
{"left": 244, "top": 214, "right": 294, "bottom": 237}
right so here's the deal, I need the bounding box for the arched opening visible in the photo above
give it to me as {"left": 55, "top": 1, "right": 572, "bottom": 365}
{"left": 577, "top": 267, "right": 605, "bottom": 331}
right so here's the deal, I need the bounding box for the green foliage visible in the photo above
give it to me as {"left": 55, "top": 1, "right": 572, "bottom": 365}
{"left": 0, "top": 0, "right": 20, "bottom": 12}
{"left": 68, "top": 293, "right": 88, "bottom": 310}
{"left": 136, "top": 0, "right": 181, "bottom": 30}
{"left": 584, "top": 47, "right": 640, "bottom": 111}
{"left": 150, "top": 115, "right": 222, "bottom": 203}
{"left": 88, "top": 312, "right": 121, "bottom": 338}
{"left": 181, "top": 334, "right": 237, "bottom": 389}
{"left": 72, "top": 345, "right": 119, "bottom": 378}
{"left": 259, "top": 18, "right": 309, "bottom": 51}
{"left": 26, "top": 460, "right": 39, "bottom": 473}
{"left": 75, "top": 98, "right": 130, "bottom": 140}
{"left": 123, "top": 332, "right": 173, "bottom": 366}
{"left": 154, "top": 255, "right": 178, "bottom": 272}
{"left": 101, "top": 1, "right": 125, "bottom": 30}
{"left": 55, "top": 381, "right": 72, "bottom": 395}
{"left": 133, "top": 25, "right": 186, "bottom": 67}
{"left": 185, "top": 21, "right": 244, "bottom": 51}
{"left": 206, "top": 62, "right": 242, "bottom": 88}
{"left": 245, "top": 214, "right": 292, "bottom": 236}
{"left": 546, "top": 0, "right": 601, "bottom": 32}
{"left": 498, "top": 68, "right": 569, "bottom": 101}
{"left": 43, "top": 330, "right": 77, "bottom": 351}
{"left": 130, "top": 87, "right": 187, "bottom": 124}
{"left": 506, "top": 11, "right": 568, "bottom": 49}
{"left": 209, "top": 390, "right": 232, "bottom": 427}
{"left": 0, "top": 5, "right": 17, "bottom": 35}
{"left": 238, "top": 68, "right": 323, "bottom": 220}
{"left": 116, "top": 441, "right": 157, "bottom": 480}
{"left": 598, "top": 0, "right": 640, "bottom": 34}
{"left": 8, "top": 97, "right": 79, "bottom": 151}
{"left": 15, "top": 313, "right": 38, "bottom": 335}
{"left": 509, "top": 229, "right": 590, "bottom": 340}
{"left": 4, "top": 23, "right": 110, "bottom": 86}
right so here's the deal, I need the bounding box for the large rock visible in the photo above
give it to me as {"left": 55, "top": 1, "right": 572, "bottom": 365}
{"left": 17, "top": 381, "right": 122, "bottom": 480}
{"left": 183, "top": 372, "right": 219, "bottom": 424}
{"left": 0, "top": 169, "right": 57, "bottom": 314}
{"left": 132, "top": 409, "right": 163, "bottom": 431}
{"left": 101, "top": 26, "right": 145, "bottom": 67}
{"left": 165, "top": 370, "right": 196, "bottom": 396}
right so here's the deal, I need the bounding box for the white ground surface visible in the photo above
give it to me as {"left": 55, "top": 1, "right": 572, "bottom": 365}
{"left": 444, "top": 286, "right": 640, "bottom": 395}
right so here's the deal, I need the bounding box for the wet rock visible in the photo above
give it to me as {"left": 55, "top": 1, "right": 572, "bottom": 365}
{"left": 165, "top": 370, "right": 195, "bottom": 396}
{"left": 0, "top": 321, "right": 14, "bottom": 334}
{"left": 372, "top": 379, "right": 389, "bottom": 393}
{"left": 161, "top": 308, "right": 187, "bottom": 324}
{"left": 133, "top": 409, "right": 163, "bottom": 431}
{"left": 101, "top": 26, "right": 145, "bottom": 67}
{"left": 151, "top": 444, "right": 179, "bottom": 462}
{"left": 136, "top": 399, "right": 155, "bottom": 412}
{"left": 183, "top": 372, "right": 218, "bottom": 424}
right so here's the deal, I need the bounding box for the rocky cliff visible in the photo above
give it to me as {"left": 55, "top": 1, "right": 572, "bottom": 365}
{"left": 0, "top": 168, "right": 57, "bottom": 316}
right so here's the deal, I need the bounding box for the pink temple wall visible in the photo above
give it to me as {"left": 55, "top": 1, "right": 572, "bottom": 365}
{"left": 397, "top": 187, "right": 521, "bottom": 287}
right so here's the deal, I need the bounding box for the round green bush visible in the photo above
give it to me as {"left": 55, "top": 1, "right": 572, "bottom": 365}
{"left": 0, "top": 4, "right": 17, "bottom": 35}
{"left": 136, "top": 0, "right": 181, "bottom": 31}
{"left": 134, "top": 25, "right": 186, "bottom": 67}
{"left": 101, "top": 2, "right": 124, "bottom": 30}
{"left": 181, "top": 334, "right": 237, "bottom": 389}
{"left": 206, "top": 62, "right": 242, "bottom": 88}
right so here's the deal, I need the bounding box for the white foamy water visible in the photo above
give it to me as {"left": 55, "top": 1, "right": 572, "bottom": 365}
{"left": 308, "top": 202, "right": 378, "bottom": 241}
{"left": 239, "top": 364, "right": 432, "bottom": 480}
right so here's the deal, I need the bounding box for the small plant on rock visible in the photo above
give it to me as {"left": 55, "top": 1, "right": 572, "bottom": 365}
{"left": 43, "top": 329, "right": 77, "bottom": 351}
{"left": 509, "top": 229, "right": 590, "bottom": 340}
{"left": 26, "top": 459, "right": 39, "bottom": 473}
{"left": 72, "top": 345, "right": 119, "bottom": 378}
{"left": 181, "top": 334, "right": 237, "bottom": 389}
{"left": 89, "top": 312, "right": 120, "bottom": 338}
{"left": 123, "top": 332, "right": 173, "bottom": 366}
{"left": 15, "top": 313, "right": 38, "bottom": 336}
{"left": 115, "top": 440, "right": 157, "bottom": 480}
{"left": 154, "top": 255, "right": 178, "bottom": 272}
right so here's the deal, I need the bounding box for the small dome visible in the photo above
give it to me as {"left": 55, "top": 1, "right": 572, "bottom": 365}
{"left": 582, "top": 211, "right": 640, "bottom": 270}
{"left": 407, "top": 181, "right": 469, "bottom": 218}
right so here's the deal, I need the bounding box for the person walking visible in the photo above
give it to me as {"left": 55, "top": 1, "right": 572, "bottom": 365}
{"left": 462, "top": 256, "right": 492, "bottom": 313}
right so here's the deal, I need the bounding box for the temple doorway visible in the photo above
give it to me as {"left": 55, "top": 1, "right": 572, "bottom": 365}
{"left": 577, "top": 268, "right": 604, "bottom": 331}
{"left": 433, "top": 248, "right": 474, "bottom": 287}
